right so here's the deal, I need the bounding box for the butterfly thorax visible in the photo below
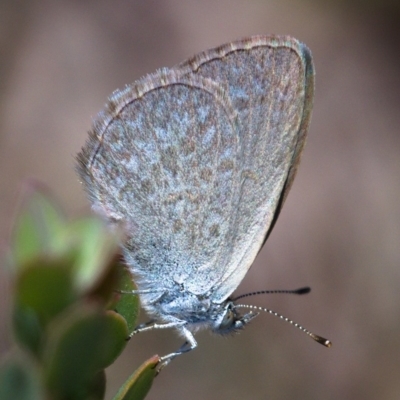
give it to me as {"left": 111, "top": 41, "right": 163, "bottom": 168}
{"left": 139, "top": 283, "right": 257, "bottom": 334}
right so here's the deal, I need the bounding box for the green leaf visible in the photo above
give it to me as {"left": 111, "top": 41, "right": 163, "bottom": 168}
{"left": 87, "top": 370, "right": 106, "bottom": 400}
{"left": 43, "top": 306, "right": 128, "bottom": 400}
{"left": 0, "top": 354, "right": 44, "bottom": 400}
{"left": 111, "top": 266, "right": 140, "bottom": 333}
{"left": 13, "top": 258, "right": 76, "bottom": 355}
{"left": 12, "top": 304, "right": 44, "bottom": 357}
{"left": 11, "top": 183, "right": 66, "bottom": 269}
{"left": 112, "top": 355, "right": 159, "bottom": 400}
{"left": 10, "top": 184, "right": 122, "bottom": 299}
{"left": 59, "top": 217, "right": 120, "bottom": 293}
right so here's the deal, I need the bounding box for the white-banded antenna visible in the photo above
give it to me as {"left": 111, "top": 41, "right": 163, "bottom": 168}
{"left": 235, "top": 303, "right": 332, "bottom": 348}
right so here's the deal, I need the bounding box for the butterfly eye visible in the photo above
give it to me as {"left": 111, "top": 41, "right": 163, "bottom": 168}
{"left": 218, "top": 308, "right": 235, "bottom": 332}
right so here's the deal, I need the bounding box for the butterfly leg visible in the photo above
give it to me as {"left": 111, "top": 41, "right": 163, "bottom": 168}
{"left": 128, "top": 320, "right": 185, "bottom": 339}
{"left": 126, "top": 320, "right": 155, "bottom": 340}
{"left": 156, "top": 326, "right": 197, "bottom": 373}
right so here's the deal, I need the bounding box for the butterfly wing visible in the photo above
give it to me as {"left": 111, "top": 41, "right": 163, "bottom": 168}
{"left": 77, "top": 69, "right": 244, "bottom": 301}
{"left": 176, "top": 35, "right": 314, "bottom": 302}
{"left": 77, "top": 35, "right": 314, "bottom": 304}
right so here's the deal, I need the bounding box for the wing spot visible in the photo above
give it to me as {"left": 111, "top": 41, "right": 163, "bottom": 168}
{"left": 209, "top": 223, "right": 220, "bottom": 237}
{"left": 199, "top": 168, "right": 213, "bottom": 182}
{"left": 173, "top": 219, "right": 183, "bottom": 233}
{"left": 242, "top": 169, "right": 258, "bottom": 181}
{"left": 219, "top": 160, "right": 235, "bottom": 172}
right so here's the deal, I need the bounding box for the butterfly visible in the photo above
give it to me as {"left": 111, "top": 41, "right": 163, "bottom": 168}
{"left": 77, "top": 35, "right": 330, "bottom": 368}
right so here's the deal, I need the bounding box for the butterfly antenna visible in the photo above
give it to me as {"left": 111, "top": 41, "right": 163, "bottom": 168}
{"left": 234, "top": 303, "right": 332, "bottom": 348}
{"left": 232, "top": 286, "right": 310, "bottom": 301}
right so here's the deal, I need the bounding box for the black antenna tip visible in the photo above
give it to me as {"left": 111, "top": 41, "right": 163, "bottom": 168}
{"left": 310, "top": 333, "right": 332, "bottom": 348}
{"left": 295, "top": 287, "right": 311, "bottom": 295}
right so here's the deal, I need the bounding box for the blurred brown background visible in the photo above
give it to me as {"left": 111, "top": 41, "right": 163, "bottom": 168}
{"left": 1, "top": 1, "right": 400, "bottom": 399}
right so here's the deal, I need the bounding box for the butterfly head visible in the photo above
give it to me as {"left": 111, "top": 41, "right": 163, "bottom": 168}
{"left": 212, "top": 300, "right": 259, "bottom": 335}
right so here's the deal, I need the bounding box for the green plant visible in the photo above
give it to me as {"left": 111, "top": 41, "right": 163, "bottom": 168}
{"left": 0, "top": 183, "right": 158, "bottom": 400}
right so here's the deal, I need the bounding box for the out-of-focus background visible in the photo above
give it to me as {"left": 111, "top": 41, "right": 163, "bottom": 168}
{"left": 1, "top": 1, "right": 399, "bottom": 399}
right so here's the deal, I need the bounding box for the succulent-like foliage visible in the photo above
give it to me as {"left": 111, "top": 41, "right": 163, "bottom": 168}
{"left": 0, "top": 183, "right": 157, "bottom": 400}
